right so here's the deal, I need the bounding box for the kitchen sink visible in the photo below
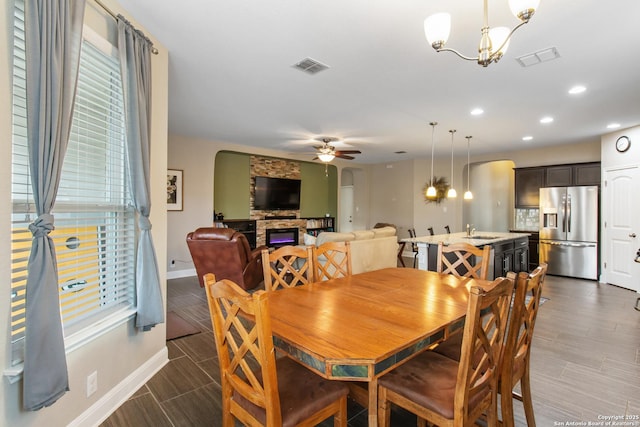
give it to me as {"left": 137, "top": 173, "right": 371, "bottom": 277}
{"left": 464, "top": 235, "right": 499, "bottom": 240}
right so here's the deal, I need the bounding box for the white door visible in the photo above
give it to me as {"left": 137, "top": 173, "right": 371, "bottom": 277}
{"left": 339, "top": 185, "right": 354, "bottom": 232}
{"left": 604, "top": 166, "right": 640, "bottom": 291}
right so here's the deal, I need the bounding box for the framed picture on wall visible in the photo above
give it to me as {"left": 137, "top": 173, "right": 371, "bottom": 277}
{"left": 167, "top": 169, "right": 183, "bottom": 211}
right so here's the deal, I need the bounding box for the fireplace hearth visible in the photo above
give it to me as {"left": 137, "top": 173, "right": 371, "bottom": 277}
{"left": 266, "top": 227, "right": 299, "bottom": 248}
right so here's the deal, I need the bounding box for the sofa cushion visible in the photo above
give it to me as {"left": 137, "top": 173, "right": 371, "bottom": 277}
{"left": 316, "top": 231, "right": 355, "bottom": 246}
{"left": 373, "top": 226, "right": 397, "bottom": 238}
{"left": 303, "top": 233, "right": 317, "bottom": 246}
{"left": 350, "top": 236, "right": 398, "bottom": 274}
{"left": 352, "top": 230, "right": 375, "bottom": 240}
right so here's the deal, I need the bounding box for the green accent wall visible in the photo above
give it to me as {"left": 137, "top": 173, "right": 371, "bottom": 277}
{"left": 214, "top": 151, "right": 251, "bottom": 219}
{"left": 214, "top": 151, "right": 337, "bottom": 220}
{"left": 299, "top": 162, "right": 337, "bottom": 218}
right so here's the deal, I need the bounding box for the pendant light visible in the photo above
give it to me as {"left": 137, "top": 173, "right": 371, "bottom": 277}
{"left": 426, "top": 122, "right": 437, "bottom": 198}
{"left": 464, "top": 136, "right": 473, "bottom": 200}
{"left": 447, "top": 129, "right": 457, "bottom": 198}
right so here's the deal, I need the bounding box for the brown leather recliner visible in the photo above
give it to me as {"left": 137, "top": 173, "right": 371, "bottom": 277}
{"left": 186, "top": 227, "right": 266, "bottom": 290}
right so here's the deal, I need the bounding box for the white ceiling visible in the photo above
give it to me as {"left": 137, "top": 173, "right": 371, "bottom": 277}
{"left": 116, "top": 0, "right": 640, "bottom": 164}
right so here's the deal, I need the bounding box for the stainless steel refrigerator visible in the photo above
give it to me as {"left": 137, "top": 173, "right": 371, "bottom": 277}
{"left": 539, "top": 186, "right": 599, "bottom": 280}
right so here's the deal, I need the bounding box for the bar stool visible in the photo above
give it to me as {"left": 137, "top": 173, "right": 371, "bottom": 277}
{"left": 427, "top": 227, "right": 434, "bottom": 236}
{"left": 408, "top": 228, "right": 419, "bottom": 268}
{"left": 444, "top": 225, "right": 451, "bottom": 234}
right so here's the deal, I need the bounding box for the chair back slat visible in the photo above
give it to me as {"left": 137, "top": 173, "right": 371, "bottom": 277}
{"left": 262, "top": 245, "right": 314, "bottom": 291}
{"left": 205, "top": 273, "right": 283, "bottom": 426}
{"left": 455, "top": 277, "right": 514, "bottom": 419}
{"left": 437, "top": 242, "right": 491, "bottom": 280}
{"left": 313, "top": 241, "right": 352, "bottom": 281}
{"left": 500, "top": 263, "right": 548, "bottom": 427}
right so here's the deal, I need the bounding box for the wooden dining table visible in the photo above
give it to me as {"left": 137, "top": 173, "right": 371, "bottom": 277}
{"left": 267, "top": 267, "right": 492, "bottom": 426}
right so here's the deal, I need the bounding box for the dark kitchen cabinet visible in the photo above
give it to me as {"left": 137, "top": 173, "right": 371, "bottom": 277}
{"left": 493, "top": 240, "right": 514, "bottom": 278}
{"left": 514, "top": 167, "right": 545, "bottom": 207}
{"left": 545, "top": 165, "right": 573, "bottom": 187}
{"left": 545, "top": 162, "right": 601, "bottom": 187}
{"left": 516, "top": 163, "right": 600, "bottom": 208}
{"left": 493, "top": 237, "right": 529, "bottom": 278}
{"left": 574, "top": 163, "right": 601, "bottom": 186}
{"left": 527, "top": 232, "right": 539, "bottom": 271}
{"left": 514, "top": 237, "right": 530, "bottom": 273}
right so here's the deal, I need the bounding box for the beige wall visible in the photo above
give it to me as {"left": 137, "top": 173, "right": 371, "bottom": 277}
{"left": 1, "top": 1, "right": 169, "bottom": 425}
{"left": 368, "top": 159, "right": 415, "bottom": 239}
{"left": 464, "top": 160, "right": 515, "bottom": 232}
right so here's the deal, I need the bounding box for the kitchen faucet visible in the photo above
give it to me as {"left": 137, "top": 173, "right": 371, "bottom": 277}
{"left": 466, "top": 224, "right": 475, "bottom": 237}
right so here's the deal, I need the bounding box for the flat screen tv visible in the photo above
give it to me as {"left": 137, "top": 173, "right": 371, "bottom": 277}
{"left": 254, "top": 176, "right": 301, "bottom": 210}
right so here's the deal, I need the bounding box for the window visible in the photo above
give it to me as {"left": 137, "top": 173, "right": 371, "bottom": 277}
{"left": 10, "top": 1, "right": 136, "bottom": 366}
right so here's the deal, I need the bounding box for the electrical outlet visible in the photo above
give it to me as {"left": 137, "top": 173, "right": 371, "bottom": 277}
{"left": 86, "top": 371, "right": 98, "bottom": 397}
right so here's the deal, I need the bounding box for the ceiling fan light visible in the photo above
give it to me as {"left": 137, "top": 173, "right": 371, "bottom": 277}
{"left": 426, "top": 186, "right": 437, "bottom": 198}
{"left": 318, "top": 152, "right": 335, "bottom": 162}
{"left": 508, "top": 0, "right": 539, "bottom": 22}
{"left": 464, "top": 190, "right": 473, "bottom": 200}
{"left": 424, "top": 13, "right": 451, "bottom": 49}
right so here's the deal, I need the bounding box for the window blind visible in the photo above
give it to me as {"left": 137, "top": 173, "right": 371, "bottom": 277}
{"left": 11, "top": 0, "right": 136, "bottom": 366}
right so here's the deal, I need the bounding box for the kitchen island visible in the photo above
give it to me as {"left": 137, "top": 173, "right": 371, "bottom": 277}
{"left": 401, "top": 231, "right": 531, "bottom": 279}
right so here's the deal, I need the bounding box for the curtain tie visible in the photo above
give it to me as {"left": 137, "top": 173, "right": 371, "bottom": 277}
{"left": 28, "top": 214, "right": 55, "bottom": 238}
{"left": 139, "top": 216, "right": 152, "bottom": 231}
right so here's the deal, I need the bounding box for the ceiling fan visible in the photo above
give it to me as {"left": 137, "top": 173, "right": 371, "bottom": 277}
{"left": 313, "top": 137, "right": 361, "bottom": 162}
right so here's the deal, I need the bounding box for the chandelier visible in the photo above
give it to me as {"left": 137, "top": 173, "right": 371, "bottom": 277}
{"left": 424, "top": 0, "right": 539, "bottom": 67}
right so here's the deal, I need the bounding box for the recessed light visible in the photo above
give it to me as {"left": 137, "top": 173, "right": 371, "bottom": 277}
{"left": 522, "top": 136, "right": 533, "bottom": 141}
{"left": 568, "top": 85, "right": 586, "bottom": 95}
{"left": 606, "top": 123, "right": 621, "bottom": 129}
{"left": 540, "top": 116, "right": 554, "bottom": 124}
{"left": 470, "top": 108, "right": 484, "bottom": 116}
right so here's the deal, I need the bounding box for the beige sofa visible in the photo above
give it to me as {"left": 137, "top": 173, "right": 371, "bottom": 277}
{"left": 304, "top": 226, "right": 398, "bottom": 274}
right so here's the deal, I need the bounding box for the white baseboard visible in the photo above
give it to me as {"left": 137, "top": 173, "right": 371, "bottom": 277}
{"left": 167, "top": 268, "right": 196, "bottom": 280}
{"left": 68, "top": 346, "right": 168, "bottom": 427}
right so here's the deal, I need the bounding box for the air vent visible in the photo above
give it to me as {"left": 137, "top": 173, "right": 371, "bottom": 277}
{"left": 293, "top": 57, "right": 329, "bottom": 74}
{"left": 516, "top": 47, "right": 561, "bottom": 67}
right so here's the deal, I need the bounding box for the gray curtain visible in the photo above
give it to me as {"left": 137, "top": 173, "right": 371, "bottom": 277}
{"left": 23, "top": 0, "right": 86, "bottom": 410}
{"left": 117, "top": 16, "right": 164, "bottom": 331}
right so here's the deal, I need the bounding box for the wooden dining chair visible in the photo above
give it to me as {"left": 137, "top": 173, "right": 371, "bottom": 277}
{"left": 432, "top": 265, "right": 548, "bottom": 427}
{"left": 261, "top": 245, "right": 314, "bottom": 291}
{"left": 313, "top": 241, "right": 352, "bottom": 281}
{"left": 204, "top": 274, "right": 349, "bottom": 427}
{"left": 407, "top": 228, "right": 419, "bottom": 268}
{"left": 437, "top": 241, "right": 491, "bottom": 280}
{"left": 500, "top": 263, "right": 547, "bottom": 427}
{"left": 377, "top": 276, "right": 515, "bottom": 427}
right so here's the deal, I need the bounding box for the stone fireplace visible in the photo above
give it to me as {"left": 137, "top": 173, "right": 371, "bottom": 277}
{"left": 265, "top": 227, "right": 299, "bottom": 248}
{"left": 256, "top": 218, "right": 306, "bottom": 246}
